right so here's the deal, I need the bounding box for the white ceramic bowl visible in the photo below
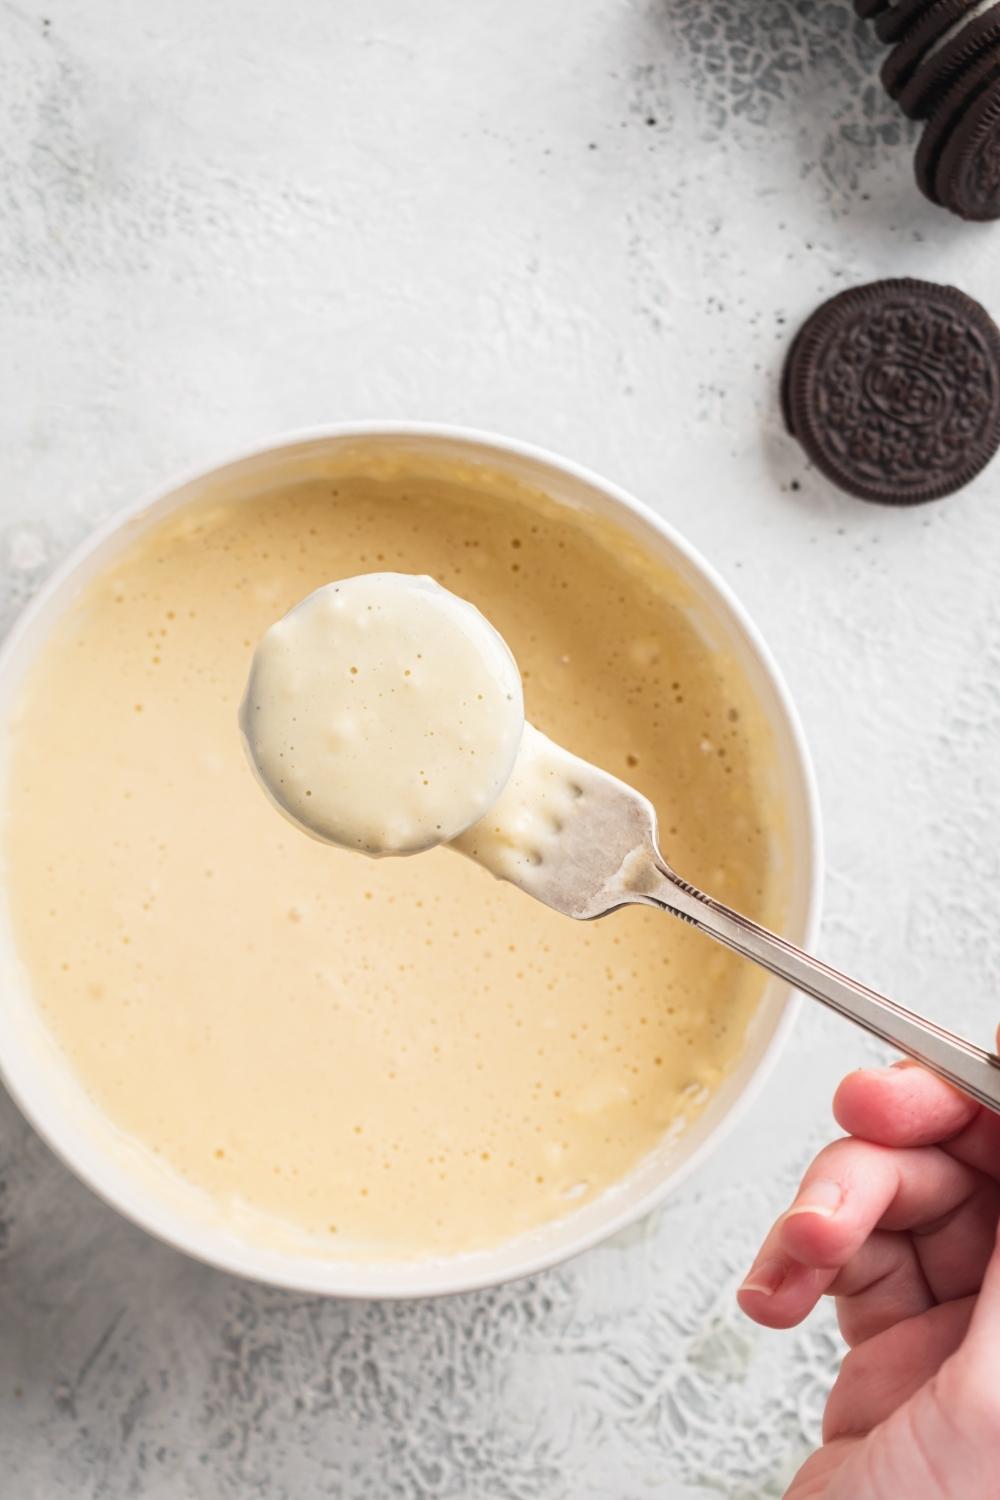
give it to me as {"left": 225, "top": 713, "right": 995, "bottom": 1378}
{"left": 0, "top": 425, "right": 822, "bottom": 1298}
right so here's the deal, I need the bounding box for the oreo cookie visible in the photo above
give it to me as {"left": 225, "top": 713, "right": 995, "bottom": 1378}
{"left": 897, "top": 0, "right": 1000, "bottom": 117}
{"left": 882, "top": 0, "right": 986, "bottom": 101}
{"left": 914, "top": 47, "right": 1000, "bottom": 201}
{"left": 876, "top": 0, "right": 943, "bottom": 45}
{"left": 782, "top": 280, "right": 1000, "bottom": 505}
{"left": 855, "top": 0, "right": 892, "bottom": 16}
{"left": 936, "top": 74, "right": 1000, "bottom": 214}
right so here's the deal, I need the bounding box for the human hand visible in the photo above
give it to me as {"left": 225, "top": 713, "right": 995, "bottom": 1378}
{"left": 738, "top": 1049, "right": 1000, "bottom": 1499}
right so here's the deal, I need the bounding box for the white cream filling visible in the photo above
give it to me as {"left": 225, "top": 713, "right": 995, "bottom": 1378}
{"left": 918, "top": 0, "right": 999, "bottom": 69}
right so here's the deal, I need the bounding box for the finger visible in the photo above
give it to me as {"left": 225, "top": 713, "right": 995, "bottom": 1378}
{"left": 824, "top": 1184, "right": 997, "bottom": 1343}
{"left": 737, "top": 1254, "right": 833, "bottom": 1330}
{"left": 936, "top": 1105, "right": 1000, "bottom": 1182}
{"left": 834, "top": 1063, "right": 979, "bottom": 1148}
{"left": 823, "top": 1296, "right": 975, "bottom": 1442}
{"left": 911, "top": 1178, "right": 1000, "bottom": 1304}
{"left": 835, "top": 1062, "right": 1000, "bottom": 1186}
{"left": 776, "top": 1137, "right": 980, "bottom": 1269}
{"left": 738, "top": 1138, "right": 980, "bottom": 1331}
{"left": 827, "top": 1229, "right": 932, "bottom": 1347}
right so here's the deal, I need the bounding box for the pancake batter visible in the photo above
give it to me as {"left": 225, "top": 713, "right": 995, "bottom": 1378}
{"left": 4, "top": 463, "right": 782, "bottom": 1257}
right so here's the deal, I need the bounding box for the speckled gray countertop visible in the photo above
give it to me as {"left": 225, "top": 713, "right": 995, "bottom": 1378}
{"left": 2, "top": 2, "right": 1000, "bottom": 1496}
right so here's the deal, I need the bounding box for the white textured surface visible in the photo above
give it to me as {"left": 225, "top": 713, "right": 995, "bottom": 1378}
{"left": 1, "top": 2, "right": 999, "bottom": 1495}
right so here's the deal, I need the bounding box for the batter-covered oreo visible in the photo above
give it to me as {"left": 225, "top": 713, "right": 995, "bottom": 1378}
{"left": 782, "top": 280, "right": 1000, "bottom": 505}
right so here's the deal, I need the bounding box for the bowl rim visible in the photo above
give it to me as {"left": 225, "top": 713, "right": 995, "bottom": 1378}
{"left": 0, "top": 421, "right": 824, "bottom": 1298}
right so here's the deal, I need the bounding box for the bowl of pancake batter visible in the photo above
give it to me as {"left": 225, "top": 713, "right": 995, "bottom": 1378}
{"left": 0, "top": 426, "right": 821, "bottom": 1296}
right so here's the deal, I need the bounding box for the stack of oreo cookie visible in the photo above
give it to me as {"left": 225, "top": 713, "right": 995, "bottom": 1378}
{"left": 855, "top": 0, "right": 1000, "bottom": 219}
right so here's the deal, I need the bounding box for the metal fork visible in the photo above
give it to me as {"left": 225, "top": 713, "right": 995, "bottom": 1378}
{"left": 467, "top": 732, "right": 1000, "bottom": 1115}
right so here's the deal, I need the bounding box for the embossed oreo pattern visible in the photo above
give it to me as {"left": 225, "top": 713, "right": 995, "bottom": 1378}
{"left": 784, "top": 280, "right": 1000, "bottom": 504}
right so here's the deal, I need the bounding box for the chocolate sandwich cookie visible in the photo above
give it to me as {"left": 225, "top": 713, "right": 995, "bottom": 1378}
{"left": 897, "top": 0, "right": 1000, "bottom": 117}
{"left": 882, "top": 0, "right": 987, "bottom": 101}
{"left": 876, "top": 0, "right": 942, "bottom": 45}
{"left": 779, "top": 286, "right": 876, "bottom": 437}
{"left": 855, "top": 0, "right": 893, "bottom": 17}
{"left": 779, "top": 320, "right": 808, "bottom": 435}
{"left": 935, "top": 74, "right": 1000, "bottom": 214}
{"left": 914, "top": 47, "right": 1000, "bottom": 201}
{"left": 782, "top": 280, "right": 1000, "bottom": 505}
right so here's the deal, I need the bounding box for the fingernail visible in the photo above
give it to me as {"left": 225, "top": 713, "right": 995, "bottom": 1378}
{"left": 784, "top": 1178, "right": 842, "bottom": 1220}
{"left": 739, "top": 1257, "right": 787, "bottom": 1297}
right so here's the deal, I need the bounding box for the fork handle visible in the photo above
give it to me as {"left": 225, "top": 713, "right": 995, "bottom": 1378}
{"left": 644, "top": 861, "right": 1000, "bottom": 1116}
